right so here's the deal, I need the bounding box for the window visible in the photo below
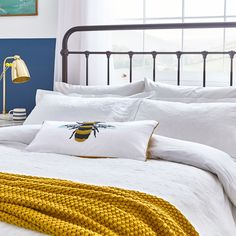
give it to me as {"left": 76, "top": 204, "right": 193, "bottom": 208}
{"left": 111, "top": 0, "right": 236, "bottom": 86}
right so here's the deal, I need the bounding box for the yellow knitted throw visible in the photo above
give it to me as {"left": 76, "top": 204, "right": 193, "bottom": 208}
{"left": 0, "top": 172, "right": 199, "bottom": 236}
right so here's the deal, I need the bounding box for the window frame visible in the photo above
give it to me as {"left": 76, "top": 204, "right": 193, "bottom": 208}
{"left": 117, "top": 0, "right": 236, "bottom": 51}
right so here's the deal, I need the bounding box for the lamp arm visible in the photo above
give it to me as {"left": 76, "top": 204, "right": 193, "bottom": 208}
{"left": 1, "top": 56, "right": 15, "bottom": 114}
{"left": 1, "top": 56, "right": 15, "bottom": 80}
{"left": 0, "top": 66, "right": 10, "bottom": 81}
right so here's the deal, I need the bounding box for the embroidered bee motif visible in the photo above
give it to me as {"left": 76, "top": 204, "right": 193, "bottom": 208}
{"left": 64, "top": 122, "right": 114, "bottom": 142}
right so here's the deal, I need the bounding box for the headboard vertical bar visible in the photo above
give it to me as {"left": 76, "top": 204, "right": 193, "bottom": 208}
{"left": 176, "top": 52, "right": 182, "bottom": 86}
{"left": 62, "top": 54, "right": 68, "bottom": 83}
{"left": 85, "top": 51, "right": 89, "bottom": 86}
{"left": 128, "top": 51, "right": 133, "bottom": 83}
{"left": 61, "top": 32, "right": 70, "bottom": 83}
{"left": 152, "top": 52, "right": 157, "bottom": 82}
{"left": 106, "top": 52, "right": 111, "bottom": 85}
{"left": 229, "top": 51, "right": 235, "bottom": 86}
{"left": 202, "top": 51, "right": 208, "bottom": 87}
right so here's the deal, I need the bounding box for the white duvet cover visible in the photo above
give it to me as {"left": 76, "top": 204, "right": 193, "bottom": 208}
{"left": 0, "top": 128, "right": 236, "bottom": 236}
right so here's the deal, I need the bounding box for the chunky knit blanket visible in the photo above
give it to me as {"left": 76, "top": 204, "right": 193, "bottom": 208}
{"left": 0, "top": 172, "right": 199, "bottom": 236}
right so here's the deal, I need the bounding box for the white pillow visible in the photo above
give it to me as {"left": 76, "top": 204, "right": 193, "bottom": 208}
{"left": 24, "top": 95, "right": 142, "bottom": 125}
{"left": 0, "top": 125, "right": 40, "bottom": 144}
{"left": 35, "top": 89, "right": 153, "bottom": 105}
{"left": 26, "top": 120, "right": 158, "bottom": 161}
{"left": 135, "top": 99, "right": 236, "bottom": 158}
{"left": 148, "top": 97, "right": 236, "bottom": 103}
{"left": 54, "top": 80, "right": 145, "bottom": 96}
{"left": 144, "top": 78, "right": 236, "bottom": 102}
{"left": 36, "top": 89, "right": 63, "bottom": 105}
{"left": 149, "top": 134, "right": 233, "bottom": 160}
{"left": 148, "top": 135, "right": 236, "bottom": 206}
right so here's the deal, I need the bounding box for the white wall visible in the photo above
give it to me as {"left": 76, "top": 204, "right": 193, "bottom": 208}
{"left": 0, "top": 0, "right": 58, "bottom": 38}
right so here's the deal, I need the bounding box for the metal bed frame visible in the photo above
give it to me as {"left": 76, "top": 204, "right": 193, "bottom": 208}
{"left": 61, "top": 22, "right": 236, "bottom": 87}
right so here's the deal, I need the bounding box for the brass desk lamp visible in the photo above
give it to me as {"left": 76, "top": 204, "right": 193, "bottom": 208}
{"left": 0, "top": 55, "right": 30, "bottom": 119}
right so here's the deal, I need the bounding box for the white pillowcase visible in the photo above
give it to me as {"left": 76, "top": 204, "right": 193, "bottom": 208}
{"left": 36, "top": 89, "right": 64, "bottom": 105}
{"left": 148, "top": 134, "right": 236, "bottom": 206}
{"left": 135, "top": 99, "right": 236, "bottom": 158}
{"left": 54, "top": 80, "right": 145, "bottom": 96}
{"left": 25, "top": 95, "right": 142, "bottom": 125}
{"left": 35, "top": 89, "right": 153, "bottom": 105}
{"left": 144, "top": 78, "right": 236, "bottom": 102}
{"left": 149, "top": 134, "right": 233, "bottom": 161}
{"left": 35, "top": 89, "right": 123, "bottom": 105}
{"left": 26, "top": 120, "right": 158, "bottom": 161}
{"left": 0, "top": 125, "right": 40, "bottom": 144}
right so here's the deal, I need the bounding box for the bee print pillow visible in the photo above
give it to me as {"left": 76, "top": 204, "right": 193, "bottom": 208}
{"left": 26, "top": 120, "right": 158, "bottom": 161}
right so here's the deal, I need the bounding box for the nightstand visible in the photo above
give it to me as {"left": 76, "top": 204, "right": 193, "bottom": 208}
{"left": 0, "top": 119, "right": 24, "bottom": 128}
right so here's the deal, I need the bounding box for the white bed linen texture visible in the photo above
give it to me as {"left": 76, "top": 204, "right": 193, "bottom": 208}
{"left": 35, "top": 89, "right": 154, "bottom": 105}
{"left": 0, "top": 127, "right": 235, "bottom": 236}
{"left": 135, "top": 99, "right": 236, "bottom": 159}
{"left": 144, "top": 78, "right": 236, "bottom": 103}
{"left": 24, "top": 95, "right": 142, "bottom": 125}
{"left": 54, "top": 80, "right": 145, "bottom": 96}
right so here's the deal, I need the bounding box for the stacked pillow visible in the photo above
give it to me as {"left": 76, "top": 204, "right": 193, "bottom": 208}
{"left": 144, "top": 78, "right": 236, "bottom": 103}
{"left": 25, "top": 80, "right": 157, "bottom": 161}
{"left": 25, "top": 95, "right": 143, "bottom": 125}
{"left": 54, "top": 80, "right": 145, "bottom": 96}
{"left": 134, "top": 99, "right": 236, "bottom": 159}
{"left": 26, "top": 78, "right": 236, "bottom": 160}
{"left": 36, "top": 80, "right": 151, "bottom": 105}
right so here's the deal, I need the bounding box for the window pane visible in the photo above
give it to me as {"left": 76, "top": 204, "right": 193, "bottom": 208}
{"left": 185, "top": 0, "right": 224, "bottom": 17}
{"left": 112, "top": 0, "right": 143, "bottom": 19}
{"left": 144, "top": 29, "right": 182, "bottom": 51}
{"left": 183, "top": 29, "right": 229, "bottom": 86}
{"left": 184, "top": 17, "right": 224, "bottom": 23}
{"left": 110, "top": 55, "right": 153, "bottom": 85}
{"left": 88, "top": 55, "right": 107, "bottom": 85}
{"left": 144, "top": 24, "right": 182, "bottom": 84}
{"left": 133, "top": 55, "right": 153, "bottom": 81}
{"left": 225, "top": 27, "right": 236, "bottom": 51}
{"left": 183, "top": 28, "right": 224, "bottom": 51}
{"left": 227, "top": 16, "right": 236, "bottom": 21}
{"left": 146, "top": 0, "right": 182, "bottom": 18}
{"left": 181, "top": 53, "right": 229, "bottom": 87}
{"left": 112, "top": 30, "right": 144, "bottom": 51}
{"left": 181, "top": 55, "right": 203, "bottom": 86}
{"left": 144, "top": 19, "right": 182, "bottom": 51}
{"left": 111, "top": 55, "right": 130, "bottom": 85}
{"left": 227, "top": 0, "right": 236, "bottom": 16}
{"left": 180, "top": 55, "right": 230, "bottom": 86}
{"left": 182, "top": 28, "right": 225, "bottom": 86}
{"left": 206, "top": 55, "right": 230, "bottom": 86}
{"left": 111, "top": 27, "right": 144, "bottom": 84}
{"left": 156, "top": 55, "right": 178, "bottom": 85}
{"left": 146, "top": 18, "right": 182, "bottom": 23}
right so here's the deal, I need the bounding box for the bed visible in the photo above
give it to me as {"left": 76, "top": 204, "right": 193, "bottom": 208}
{"left": 1, "top": 22, "right": 236, "bottom": 236}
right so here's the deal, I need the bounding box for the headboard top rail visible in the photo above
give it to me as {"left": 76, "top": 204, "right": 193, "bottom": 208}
{"left": 61, "top": 22, "right": 236, "bottom": 86}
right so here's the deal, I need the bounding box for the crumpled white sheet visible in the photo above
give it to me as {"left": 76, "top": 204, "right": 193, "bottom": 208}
{"left": 0, "top": 128, "right": 235, "bottom": 236}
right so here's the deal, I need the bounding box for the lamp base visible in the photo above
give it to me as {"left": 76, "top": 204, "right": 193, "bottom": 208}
{"left": 0, "top": 113, "right": 12, "bottom": 121}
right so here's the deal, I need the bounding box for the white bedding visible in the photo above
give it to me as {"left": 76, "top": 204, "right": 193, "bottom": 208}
{"left": 0, "top": 131, "right": 236, "bottom": 235}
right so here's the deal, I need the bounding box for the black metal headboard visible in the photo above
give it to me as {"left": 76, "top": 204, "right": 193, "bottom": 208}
{"left": 61, "top": 22, "right": 236, "bottom": 87}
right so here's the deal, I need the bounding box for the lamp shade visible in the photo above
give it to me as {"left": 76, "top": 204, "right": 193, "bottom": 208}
{"left": 11, "top": 56, "right": 30, "bottom": 83}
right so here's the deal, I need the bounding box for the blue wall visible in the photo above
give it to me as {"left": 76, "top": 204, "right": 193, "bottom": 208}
{"left": 0, "top": 38, "right": 56, "bottom": 114}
